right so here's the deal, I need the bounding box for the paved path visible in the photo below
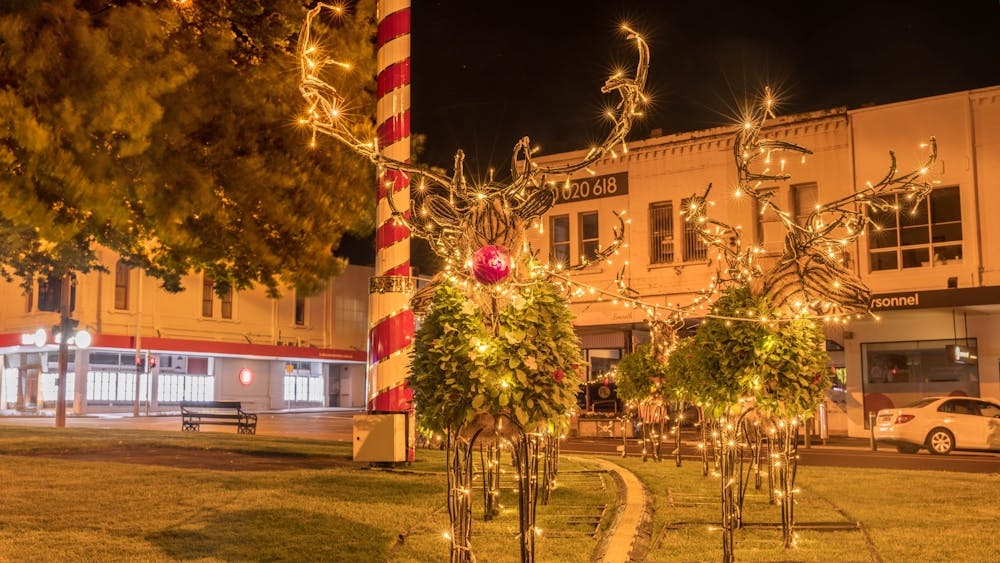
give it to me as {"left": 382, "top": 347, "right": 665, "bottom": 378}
{"left": 566, "top": 455, "right": 649, "bottom": 563}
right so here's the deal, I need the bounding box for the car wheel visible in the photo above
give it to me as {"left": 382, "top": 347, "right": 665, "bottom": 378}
{"left": 896, "top": 444, "right": 920, "bottom": 454}
{"left": 926, "top": 428, "right": 954, "bottom": 455}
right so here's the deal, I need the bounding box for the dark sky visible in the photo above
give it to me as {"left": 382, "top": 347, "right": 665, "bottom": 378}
{"left": 410, "top": 0, "right": 1000, "bottom": 177}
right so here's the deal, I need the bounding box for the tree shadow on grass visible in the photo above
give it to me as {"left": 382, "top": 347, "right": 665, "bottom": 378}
{"left": 147, "top": 508, "right": 387, "bottom": 561}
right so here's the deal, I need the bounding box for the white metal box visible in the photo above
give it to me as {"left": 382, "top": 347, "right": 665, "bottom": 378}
{"left": 352, "top": 413, "right": 406, "bottom": 462}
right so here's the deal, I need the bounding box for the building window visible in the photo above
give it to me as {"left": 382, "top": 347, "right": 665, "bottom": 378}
{"left": 37, "top": 276, "right": 75, "bottom": 313}
{"left": 869, "top": 186, "right": 962, "bottom": 271}
{"left": 550, "top": 214, "right": 570, "bottom": 265}
{"left": 201, "top": 277, "right": 213, "bottom": 317}
{"left": 579, "top": 211, "right": 600, "bottom": 263}
{"left": 792, "top": 182, "right": 818, "bottom": 228}
{"left": 114, "top": 261, "right": 130, "bottom": 310}
{"left": 754, "top": 187, "right": 782, "bottom": 251}
{"left": 220, "top": 287, "right": 233, "bottom": 319}
{"left": 649, "top": 201, "right": 674, "bottom": 264}
{"left": 680, "top": 198, "right": 707, "bottom": 261}
{"left": 295, "top": 293, "right": 306, "bottom": 325}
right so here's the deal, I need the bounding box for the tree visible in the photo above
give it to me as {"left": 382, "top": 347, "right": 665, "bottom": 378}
{"left": 130, "top": 0, "right": 379, "bottom": 296}
{"left": 0, "top": 0, "right": 378, "bottom": 424}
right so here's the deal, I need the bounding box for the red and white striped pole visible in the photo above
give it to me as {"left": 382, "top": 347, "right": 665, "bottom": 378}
{"left": 368, "top": 0, "right": 414, "bottom": 460}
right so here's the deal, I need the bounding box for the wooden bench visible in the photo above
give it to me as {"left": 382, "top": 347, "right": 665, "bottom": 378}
{"left": 180, "top": 401, "right": 258, "bottom": 435}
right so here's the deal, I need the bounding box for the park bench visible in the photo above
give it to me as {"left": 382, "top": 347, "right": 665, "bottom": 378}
{"left": 180, "top": 401, "right": 258, "bottom": 435}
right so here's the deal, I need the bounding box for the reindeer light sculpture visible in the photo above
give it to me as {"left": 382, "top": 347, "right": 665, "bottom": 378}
{"left": 298, "top": 5, "right": 649, "bottom": 562}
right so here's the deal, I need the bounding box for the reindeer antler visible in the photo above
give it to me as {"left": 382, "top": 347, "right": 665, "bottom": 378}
{"left": 299, "top": 5, "right": 649, "bottom": 276}
{"left": 728, "top": 90, "right": 937, "bottom": 316}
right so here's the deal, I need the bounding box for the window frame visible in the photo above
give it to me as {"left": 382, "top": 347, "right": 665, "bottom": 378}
{"left": 579, "top": 211, "right": 600, "bottom": 264}
{"left": 550, "top": 214, "right": 570, "bottom": 266}
{"left": 114, "top": 260, "right": 130, "bottom": 311}
{"left": 649, "top": 201, "right": 674, "bottom": 265}
{"left": 868, "top": 185, "right": 962, "bottom": 272}
{"left": 680, "top": 197, "right": 707, "bottom": 262}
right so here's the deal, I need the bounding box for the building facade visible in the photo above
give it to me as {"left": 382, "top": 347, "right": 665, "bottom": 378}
{"left": 0, "top": 255, "right": 372, "bottom": 415}
{"left": 525, "top": 86, "right": 1000, "bottom": 437}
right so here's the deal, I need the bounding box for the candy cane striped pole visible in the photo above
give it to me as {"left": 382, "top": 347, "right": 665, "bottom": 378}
{"left": 368, "top": 0, "right": 414, "bottom": 459}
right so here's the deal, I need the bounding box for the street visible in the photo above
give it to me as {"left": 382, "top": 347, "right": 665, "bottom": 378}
{"left": 2, "top": 409, "right": 998, "bottom": 473}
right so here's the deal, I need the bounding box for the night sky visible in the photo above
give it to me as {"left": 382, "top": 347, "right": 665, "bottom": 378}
{"left": 341, "top": 0, "right": 999, "bottom": 266}
{"left": 410, "top": 0, "right": 1000, "bottom": 177}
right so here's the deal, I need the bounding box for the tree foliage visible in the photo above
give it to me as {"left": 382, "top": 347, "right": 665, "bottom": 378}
{"left": 615, "top": 342, "right": 666, "bottom": 405}
{"left": 680, "top": 285, "right": 830, "bottom": 418}
{"left": 411, "top": 280, "right": 583, "bottom": 435}
{"left": 0, "top": 0, "right": 377, "bottom": 296}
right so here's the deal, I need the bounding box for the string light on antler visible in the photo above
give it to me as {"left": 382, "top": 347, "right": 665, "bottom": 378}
{"left": 299, "top": 5, "right": 649, "bottom": 308}
{"left": 677, "top": 87, "right": 939, "bottom": 319}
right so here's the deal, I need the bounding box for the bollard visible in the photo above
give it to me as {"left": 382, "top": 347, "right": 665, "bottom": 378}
{"left": 868, "top": 411, "right": 878, "bottom": 451}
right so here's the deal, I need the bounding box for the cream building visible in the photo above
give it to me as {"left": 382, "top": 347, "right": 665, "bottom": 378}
{"left": 0, "top": 256, "right": 372, "bottom": 415}
{"left": 525, "top": 85, "right": 1000, "bottom": 438}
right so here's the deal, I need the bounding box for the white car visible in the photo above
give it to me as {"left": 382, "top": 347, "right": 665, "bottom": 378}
{"left": 874, "top": 396, "right": 1000, "bottom": 455}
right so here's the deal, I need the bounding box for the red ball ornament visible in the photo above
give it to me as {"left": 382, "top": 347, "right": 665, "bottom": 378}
{"left": 472, "top": 245, "right": 512, "bottom": 284}
{"left": 552, "top": 369, "right": 565, "bottom": 382}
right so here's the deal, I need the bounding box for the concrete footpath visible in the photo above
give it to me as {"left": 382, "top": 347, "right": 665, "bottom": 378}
{"left": 565, "top": 455, "right": 650, "bottom": 563}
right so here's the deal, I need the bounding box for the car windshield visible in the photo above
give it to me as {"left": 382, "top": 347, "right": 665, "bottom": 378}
{"left": 903, "top": 398, "right": 939, "bottom": 409}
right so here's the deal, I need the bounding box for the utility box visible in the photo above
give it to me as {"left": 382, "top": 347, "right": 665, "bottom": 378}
{"left": 353, "top": 413, "right": 407, "bottom": 463}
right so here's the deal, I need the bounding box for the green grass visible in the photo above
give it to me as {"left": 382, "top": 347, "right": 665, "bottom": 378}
{"left": 3, "top": 428, "right": 998, "bottom": 562}
{"left": 0, "top": 428, "right": 612, "bottom": 562}
{"left": 612, "top": 454, "right": 1000, "bottom": 562}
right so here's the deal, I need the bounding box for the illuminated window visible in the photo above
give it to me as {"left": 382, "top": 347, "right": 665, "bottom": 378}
{"left": 869, "top": 186, "right": 962, "bottom": 271}
{"left": 579, "top": 211, "right": 600, "bottom": 262}
{"left": 114, "top": 261, "right": 130, "bottom": 310}
{"left": 680, "top": 197, "right": 707, "bottom": 261}
{"left": 649, "top": 201, "right": 674, "bottom": 264}
{"left": 550, "top": 214, "right": 570, "bottom": 265}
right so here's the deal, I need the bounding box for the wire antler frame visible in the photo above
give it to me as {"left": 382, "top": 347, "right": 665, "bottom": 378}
{"left": 693, "top": 88, "right": 938, "bottom": 317}
{"left": 298, "top": 5, "right": 648, "bottom": 286}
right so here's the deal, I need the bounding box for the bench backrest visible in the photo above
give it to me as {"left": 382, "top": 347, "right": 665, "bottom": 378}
{"left": 180, "top": 401, "right": 243, "bottom": 411}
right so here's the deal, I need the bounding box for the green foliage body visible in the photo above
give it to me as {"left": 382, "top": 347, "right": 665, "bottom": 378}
{"left": 615, "top": 342, "right": 667, "bottom": 405}
{"left": 411, "top": 280, "right": 582, "bottom": 435}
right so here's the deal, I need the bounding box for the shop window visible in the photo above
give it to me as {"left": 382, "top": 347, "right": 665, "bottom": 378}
{"left": 869, "top": 185, "right": 962, "bottom": 271}
{"left": 579, "top": 211, "right": 600, "bottom": 263}
{"left": 550, "top": 214, "right": 570, "bottom": 265}
{"left": 861, "top": 339, "right": 979, "bottom": 418}
{"left": 680, "top": 197, "right": 707, "bottom": 261}
{"left": 649, "top": 201, "right": 674, "bottom": 264}
{"left": 114, "top": 261, "right": 130, "bottom": 310}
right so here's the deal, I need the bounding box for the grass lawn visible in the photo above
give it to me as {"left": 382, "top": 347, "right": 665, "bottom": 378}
{"left": 612, "top": 454, "right": 1000, "bottom": 562}
{"left": 2, "top": 427, "right": 998, "bottom": 562}
{"left": 0, "top": 427, "right": 612, "bottom": 562}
